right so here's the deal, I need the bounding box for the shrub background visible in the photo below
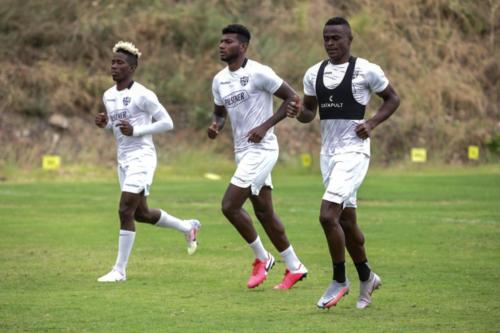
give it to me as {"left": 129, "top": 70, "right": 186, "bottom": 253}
{"left": 0, "top": 0, "right": 498, "bottom": 168}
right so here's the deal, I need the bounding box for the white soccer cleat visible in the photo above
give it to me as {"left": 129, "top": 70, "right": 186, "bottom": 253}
{"left": 185, "top": 219, "right": 201, "bottom": 255}
{"left": 97, "top": 269, "right": 126, "bottom": 282}
{"left": 317, "top": 279, "right": 350, "bottom": 309}
{"left": 356, "top": 272, "right": 382, "bottom": 309}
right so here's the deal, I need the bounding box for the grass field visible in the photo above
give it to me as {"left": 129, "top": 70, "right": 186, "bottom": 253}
{"left": 1, "top": 166, "right": 499, "bottom": 332}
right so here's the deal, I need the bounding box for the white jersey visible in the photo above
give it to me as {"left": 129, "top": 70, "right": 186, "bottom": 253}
{"left": 303, "top": 57, "right": 389, "bottom": 156}
{"left": 102, "top": 81, "right": 170, "bottom": 166}
{"left": 212, "top": 59, "right": 283, "bottom": 153}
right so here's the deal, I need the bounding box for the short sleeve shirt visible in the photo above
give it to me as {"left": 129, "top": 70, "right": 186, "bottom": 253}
{"left": 303, "top": 57, "right": 389, "bottom": 156}
{"left": 212, "top": 59, "right": 283, "bottom": 153}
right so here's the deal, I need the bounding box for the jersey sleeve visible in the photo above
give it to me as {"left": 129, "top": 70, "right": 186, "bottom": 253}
{"left": 212, "top": 77, "right": 224, "bottom": 106}
{"left": 133, "top": 90, "right": 174, "bottom": 136}
{"left": 138, "top": 90, "right": 165, "bottom": 115}
{"left": 253, "top": 65, "right": 283, "bottom": 94}
{"left": 364, "top": 63, "right": 389, "bottom": 93}
{"left": 303, "top": 66, "right": 317, "bottom": 96}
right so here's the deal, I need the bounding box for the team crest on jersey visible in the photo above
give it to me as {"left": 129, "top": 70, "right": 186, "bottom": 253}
{"left": 240, "top": 76, "right": 249, "bottom": 87}
{"left": 123, "top": 97, "right": 131, "bottom": 106}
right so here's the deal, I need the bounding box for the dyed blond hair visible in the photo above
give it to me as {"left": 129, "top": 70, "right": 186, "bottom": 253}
{"left": 112, "top": 41, "right": 142, "bottom": 58}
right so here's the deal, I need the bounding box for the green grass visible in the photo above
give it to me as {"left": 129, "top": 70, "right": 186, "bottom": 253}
{"left": 0, "top": 166, "right": 499, "bottom": 332}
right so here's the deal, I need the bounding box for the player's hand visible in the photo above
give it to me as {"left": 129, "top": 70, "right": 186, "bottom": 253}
{"left": 207, "top": 122, "right": 219, "bottom": 139}
{"left": 95, "top": 112, "right": 108, "bottom": 128}
{"left": 116, "top": 120, "right": 134, "bottom": 136}
{"left": 286, "top": 95, "right": 302, "bottom": 118}
{"left": 247, "top": 125, "right": 266, "bottom": 143}
{"left": 355, "top": 121, "right": 373, "bottom": 140}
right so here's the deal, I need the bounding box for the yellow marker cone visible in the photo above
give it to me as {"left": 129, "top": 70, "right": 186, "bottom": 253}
{"left": 468, "top": 146, "right": 479, "bottom": 160}
{"left": 300, "top": 153, "right": 312, "bottom": 168}
{"left": 204, "top": 172, "right": 221, "bottom": 180}
{"left": 411, "top": 148, "right": 427, "bottom": 163}
{"left": 42, "top": 155, "right": 61, "bottom": 170}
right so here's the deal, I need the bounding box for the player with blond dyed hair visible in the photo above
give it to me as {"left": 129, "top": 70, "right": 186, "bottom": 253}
{"left": 95, "top": 41, "right": 201, "bottom": 282}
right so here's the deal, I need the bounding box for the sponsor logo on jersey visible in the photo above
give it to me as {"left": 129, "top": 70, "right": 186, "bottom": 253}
{"left": 321, "top": 96, "right": 343, "bottom": 108}
{"left": 321, "top": 102, "right": 344, "bottom": 108}
{"left": 109, "top": 109, "right": 128, "bottom": 122}
{"left": 223, "top": 90, "right": 250, "bottom": 108}
{"left": 240, "top": 76, "right": 249, "bottom": 86}
{"left": 123, "top": 97, "right": 131, "bottom": 106}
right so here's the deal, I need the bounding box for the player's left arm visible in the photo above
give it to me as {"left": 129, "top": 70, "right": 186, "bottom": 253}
{"left": 118, "top": 93, "right": 174, "bottom": 137}
{"left": 355, "top": 84, "right": 400, "bottom": 139}
{"left": 247, "top": 81, "right": 299, "bottom": 143}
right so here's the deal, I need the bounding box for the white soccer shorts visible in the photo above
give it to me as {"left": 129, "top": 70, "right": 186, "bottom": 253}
{"left": 231, "top": 148, "right": 278, "bottom": 195}
{"left": 117, "top": 158, "right": 156, "bottom": 196}
{"left": 320, "top": 152, "right": 370, "bottom": 208}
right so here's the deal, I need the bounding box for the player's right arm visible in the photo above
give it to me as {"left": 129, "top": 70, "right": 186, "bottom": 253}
{"left": 207, "top": 104, "right": 227, "bottom": 139}
{"left": 296, "top": 95, "right": 318, "bottom": 123}
{"left": 95, "top": 112, "right": 108, "bottom": 128}
{"left": 295, "top": 65, "right": 319, "bottom": 123}
{"left": 97, "top": 94, "right": 112, "bottom": 129}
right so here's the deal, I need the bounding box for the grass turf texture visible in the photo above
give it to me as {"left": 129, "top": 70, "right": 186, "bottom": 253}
{"left": 0, "top": 167, "right": 499, "bottom": 332}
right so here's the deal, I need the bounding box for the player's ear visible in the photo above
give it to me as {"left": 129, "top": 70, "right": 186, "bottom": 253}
{"left": 241, "top": 42, "right": 248, "bottom": 53}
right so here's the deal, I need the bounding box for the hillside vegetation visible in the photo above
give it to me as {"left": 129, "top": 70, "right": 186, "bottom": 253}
{"left": 0, "top": 0, "right": 498, "bottom": 168}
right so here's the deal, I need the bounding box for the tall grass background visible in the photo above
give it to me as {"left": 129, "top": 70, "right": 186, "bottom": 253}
{"left": 0, "top": 0, "right": 498, "bottom": 172}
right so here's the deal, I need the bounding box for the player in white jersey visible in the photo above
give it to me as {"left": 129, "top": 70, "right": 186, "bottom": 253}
{"left": 94, "top": 41, "right": 201, "bottom": 282}
{"left": 208, "top": 24, "right": 308, "bottom": 290}
{"left": 288, "top": 17, "right": 400, "bottom": 309}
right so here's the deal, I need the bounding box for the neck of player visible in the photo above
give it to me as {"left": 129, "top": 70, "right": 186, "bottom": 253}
{"left": 330, "top": 53, "right": 351, "bottom": 65}
{"left": 228, "top": 55, "right": 246, "bottom": 72}
{"left": 116, "top": 77, "right": 133, "bottom": 91}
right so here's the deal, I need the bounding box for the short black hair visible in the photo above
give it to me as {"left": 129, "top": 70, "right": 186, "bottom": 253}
{"left": 325, "top": 17, "right": 351, "bottom": 29}
{"left": 222, "top": 24, "right": 251, "bottom": 43}
{"left": 116, "top": 49, "right": 138, "bottom": 67}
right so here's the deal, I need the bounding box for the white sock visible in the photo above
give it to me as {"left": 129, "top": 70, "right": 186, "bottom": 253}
{"left": 280, "top": 245, "right": 301, "bottom": 271}
{"left": 113, "top": 229, "right": 136, "bottom": 275}
{"left": 249, "top": 236, "right": 269, "bottom": 261}
{"left": 155, "top": 210, "right": 191, "bottom": 233}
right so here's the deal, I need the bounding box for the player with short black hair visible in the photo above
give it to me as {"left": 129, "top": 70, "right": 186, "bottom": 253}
{"left": 222, "top": 24, "right": 251, "bottom": 43}
{"left": 208, "top": 24, "right": 308, "bottom": 290}
{"left": 288, "top": 17, "right": 400, "bottom": 308}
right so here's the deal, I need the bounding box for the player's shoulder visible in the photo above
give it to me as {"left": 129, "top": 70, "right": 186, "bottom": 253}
{"left": 131, "top": 81, "right": 157, "bottom": 99}
{"left": 306, "top": 60, "right": 326, "bottom": 75}
{"left": 213, "top": 66, "right": 230, "bottom": 82}
{"left": 246, "top": 59, "right": 273, "bottom": 74}
{"left": 131, "top": 81, "right": 151, "bottom": 93}
{"left": 303, "top": 60, "right": 326, "bottom": 81}
{"left": 103, "top": 85, "right": 116, "bottom": 98}
{"left": 354, "top": 57, "right": 383, "bottom": 73}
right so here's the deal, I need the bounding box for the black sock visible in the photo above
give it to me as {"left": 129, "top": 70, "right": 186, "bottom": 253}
{"left": 355, "top": 260, "right": 371, "bottom": 282}
{"left": 333, "top": 262, "right": 346, "bottom": 283}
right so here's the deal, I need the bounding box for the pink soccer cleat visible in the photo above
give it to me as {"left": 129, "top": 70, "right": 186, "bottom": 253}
{"left": 273, "top": 264, "right": 308, "bottom": 290}
{"left": 247, "top": 253, "right": 275, "bottom": 288}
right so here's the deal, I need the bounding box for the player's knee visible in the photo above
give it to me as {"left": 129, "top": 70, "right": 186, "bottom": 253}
{"left": 356, "top": 233, "right": 365, "bottom": 246}
{"left": 319, "top": 213, "right": 340, "bottom": 229}
{"left": 134, "top": 211, "right": 147, "bottom": 222}
{"left": 118, "top": 207, "right": 134, "bottom": 220}
{"left": 339, "top": 218, "right": 351, "bottom": 230}
{"left": 254, "top": 208, "right": 272, "bottom": 222}
{"left": 221, "top": 201, "right": 235, "bottom": 218}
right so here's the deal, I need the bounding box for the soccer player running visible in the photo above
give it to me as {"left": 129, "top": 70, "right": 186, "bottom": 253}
{"left": 208, "top": 24, "right": 308, "bottom": 289}
{"left": 288, "top": 17, "right": 400, "bottom": 308}
{"left": 95, "top": 41, "right": 201, "bottom": 282}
